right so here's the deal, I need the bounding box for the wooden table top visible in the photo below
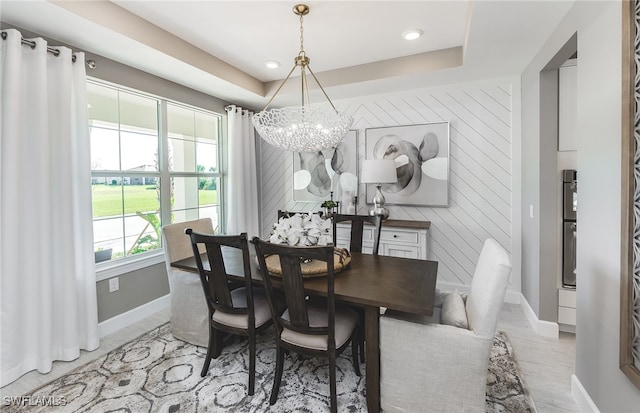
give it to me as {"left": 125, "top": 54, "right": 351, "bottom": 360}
{"left": 172, "top": 248, "right": 438, "bottom": 316}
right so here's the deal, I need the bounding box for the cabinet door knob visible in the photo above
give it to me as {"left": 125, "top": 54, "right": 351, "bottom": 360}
{"left": 393, "top": 235, "right": 398, "bottom": 238}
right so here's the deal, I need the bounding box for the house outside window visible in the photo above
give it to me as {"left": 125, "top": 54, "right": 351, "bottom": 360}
{"left": 88, "top": 80, "right": 223, "bottom": 263}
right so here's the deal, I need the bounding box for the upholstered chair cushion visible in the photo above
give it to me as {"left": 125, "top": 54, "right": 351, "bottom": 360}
{"left": 166, "top": 267, "right": 209, "bottom": 347}
{"left": 379, "top": 238, "right": 511, "bottom": 413}
{"left": 465, "top": 239, "right": 512, "bottom": 338}
{"left": 212, "top": 288, "right": 272, "bottom": 329}
{"left": 163, "top": 218, "right": 213, "bottom": 263}
{"left": 162, "top": 218, "right": 214, "bottom": 347}
{"left": 380, "top": 316, "right": 492, "bottom": 413}
{"left": 440, "top": 290, "right": 469, "bottom": 329}
{"left": 280, "top": 303, "right": 358, "bottom": 350}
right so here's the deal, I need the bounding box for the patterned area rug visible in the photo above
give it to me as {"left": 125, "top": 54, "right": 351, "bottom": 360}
{"left": 487, "top": 331, "right": 536, "bottom": 413}
{"left": 6, "top": 324, "right": 535, "bottom": 412}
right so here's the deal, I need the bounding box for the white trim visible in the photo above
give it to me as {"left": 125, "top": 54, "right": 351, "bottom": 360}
{"left": 95, "top": 251, "right": 165, "bottom": 282}
{"left": 97, "top": 294, "right": 170, "bottom": 338}
{"left": 571, "top": 374, "right": 600, "bottom": 413}
{"left": 520, "top": 293, "right": 559, "bottom": 338}
{"left": 436, "top": 281, "right": 522, "bottom": 304}
{"left": 510, "top": 75, "right": 523, "bottom": 297}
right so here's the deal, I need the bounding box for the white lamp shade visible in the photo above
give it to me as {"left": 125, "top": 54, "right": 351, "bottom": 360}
{"left": 360, "top": 159, "right": 398, "bottom": 184}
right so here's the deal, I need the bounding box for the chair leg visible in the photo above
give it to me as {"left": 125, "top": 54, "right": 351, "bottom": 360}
{"left": 201, "top": 324, "right": 215, "bottom": 377}
{"left": 270, "top": 346, "right": 285, "bottom": 405}
{"left": 357, "top": 309, "right": 365, "bottom": 363}
{"left": 358, "top": 323, "right": 365, "bottom": 364}
{"left": 212, "top": 328, "right": 223, "bottom": 358}
{"left": 329, "top": 352, "right": 337, "bottom": 413}
{"left": 351, "top": 337, "right": 361, "bottom": 377}
{"left": 248, "top": 334, "right": 256, "bottom": 396}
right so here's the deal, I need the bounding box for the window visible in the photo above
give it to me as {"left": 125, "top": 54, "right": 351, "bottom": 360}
{"left": 88, "top": 81, "right": 223, "bottom": 263}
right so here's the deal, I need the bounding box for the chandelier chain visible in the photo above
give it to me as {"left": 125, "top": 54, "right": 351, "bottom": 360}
{"left": 299, "top": 13, "right": 304, "bottom": 55}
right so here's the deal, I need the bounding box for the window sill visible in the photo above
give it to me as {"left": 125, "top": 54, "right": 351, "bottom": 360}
{"left": 96, "top": 250, "right": 165, "bottom": 282}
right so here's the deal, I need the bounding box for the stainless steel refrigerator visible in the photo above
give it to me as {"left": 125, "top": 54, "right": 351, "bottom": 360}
{"left": 562, "top": 169, "right": 577, "bottom": 288}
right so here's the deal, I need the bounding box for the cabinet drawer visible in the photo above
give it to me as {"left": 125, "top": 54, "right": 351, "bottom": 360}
{"left": 335, "top": 220, "right": 429, "bottom": 260}
{"left": 558, "top": 306, "right": 576, "bottom": 325}
{"left": 335, "top": 226, "right": 374, "bottom": 242}
{"left": 380, "top": 230, "right": 418, "bottom": 244}
{"left": 558, "top": 289, "right": 576, "bottom": 308}
{"left": 383, "top": 244, "right": 420, "bottom": 259}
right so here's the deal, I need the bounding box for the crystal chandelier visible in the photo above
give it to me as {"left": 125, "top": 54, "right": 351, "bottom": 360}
{"left": 252, "top": 4, "right": 353, "bottom": 152}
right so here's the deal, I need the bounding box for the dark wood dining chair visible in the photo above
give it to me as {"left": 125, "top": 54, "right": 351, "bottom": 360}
{"left": 251, "top": 237, "right": 361, "bottom": 413}
{"left": 185, "top": 229, "right": 272, "bottom": 396}
{"left": 332, "top": 213, "right": 383, "bottom": 363}
{"left": 277, "top": 209, "right": 323, "bottom": 219}
{"left": 332, "top": 213, "right": 383, "bottom": 255}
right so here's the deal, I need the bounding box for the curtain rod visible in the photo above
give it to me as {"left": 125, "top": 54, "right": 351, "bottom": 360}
{"left": 225, "top": 105, "right": 254, "bottom": 114}
{"left": 1, "top": 31, "right": 77, "bottom": 63}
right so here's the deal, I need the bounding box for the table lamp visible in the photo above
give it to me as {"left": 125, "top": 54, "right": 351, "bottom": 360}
{"left": 360, "top": 159, "right": 398, "bottom": 220}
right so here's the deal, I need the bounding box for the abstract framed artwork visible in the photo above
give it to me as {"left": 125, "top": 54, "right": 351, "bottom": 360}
{"left": 292, "top": 130, "right": 358, "bottom": 205}
{"left": 364, "top": 122, "right": 450, "bottom": 207}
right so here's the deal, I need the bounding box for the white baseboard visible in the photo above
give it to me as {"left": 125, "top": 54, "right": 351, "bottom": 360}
{"left": 571, "top": 374, "right": 600, "bottom": 413}
{"left": 520, "top": 294, "right": 559, "bottom": 338}
{"left": 98, "top": 294, "right": 171, "bottom": 338}
{"left": 436, "top": 281, "right": 521, "bottom": 304}
{"left": 559, "top": 323, "right": 576, "bottom": 334}
{"left": 504, "top": 289, "right": 521, "bottom": 304}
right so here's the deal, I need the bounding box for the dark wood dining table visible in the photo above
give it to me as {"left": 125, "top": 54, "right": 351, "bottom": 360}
{"left": 171, "top": 248, "right": 438, "bottom": 413}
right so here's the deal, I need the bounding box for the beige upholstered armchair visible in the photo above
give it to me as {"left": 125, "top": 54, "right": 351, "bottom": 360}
{"left": 380, "top": 239, "right": 512, "bottom": 413}
{"left": 161, "top": 218, "right": 214, "bottom": 347}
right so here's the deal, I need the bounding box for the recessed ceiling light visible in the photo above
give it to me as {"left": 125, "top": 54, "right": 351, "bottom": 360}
{"left": 265, "top": 60, "right": 280, "bottom": 69}
{"left": 402, "top": 29, "right": 423, "bottom": 41}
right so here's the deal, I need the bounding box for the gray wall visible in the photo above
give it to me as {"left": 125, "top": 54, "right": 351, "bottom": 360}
{"left": 521, "top": 1, "right": 640, "bottom": 410}
{"left": 96, "top": 263, "right": 169, "bottom": 322}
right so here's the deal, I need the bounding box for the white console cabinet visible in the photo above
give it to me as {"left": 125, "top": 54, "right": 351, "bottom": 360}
{"left": 335, "top": 219, "right": 430, "bottom": 260}
{"left": 558, "top": 288, "right": 576, "bottom": 330}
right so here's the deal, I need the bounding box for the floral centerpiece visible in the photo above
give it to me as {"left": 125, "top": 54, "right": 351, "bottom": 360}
{"left": 270, "top": 213, "right": 332, "bottom": 246}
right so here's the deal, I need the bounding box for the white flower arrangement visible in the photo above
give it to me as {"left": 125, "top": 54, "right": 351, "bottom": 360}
{"left": 269, "top": 213, "right": 332, "bottom": 247}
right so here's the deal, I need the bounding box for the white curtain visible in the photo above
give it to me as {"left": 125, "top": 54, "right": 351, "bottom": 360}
{"left": 226, "top": 105, "right": 260, "bottom": 237}
{"left": 0, "top": 29, "right": 99, "bottom": 386}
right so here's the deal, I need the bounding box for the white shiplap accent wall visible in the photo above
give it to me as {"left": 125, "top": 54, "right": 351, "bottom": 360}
{"left": 258, "top": 80, "right": 513, "bottom": 288}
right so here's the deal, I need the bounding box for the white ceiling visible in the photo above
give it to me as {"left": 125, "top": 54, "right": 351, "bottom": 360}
{"left": 0, "top": 0, "right": 574, "bottom": 108}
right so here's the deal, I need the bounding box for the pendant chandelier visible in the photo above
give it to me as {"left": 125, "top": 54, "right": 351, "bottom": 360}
{"left": 252, "top": 4, "right": 353, "bottom": 153}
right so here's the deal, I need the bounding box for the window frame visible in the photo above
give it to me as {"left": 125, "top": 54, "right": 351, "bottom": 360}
{"left": 88, "top": 78, "right": 225, "bottom": 280}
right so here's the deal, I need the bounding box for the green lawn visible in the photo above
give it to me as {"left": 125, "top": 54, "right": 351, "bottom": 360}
{"left": 92, "top": 184, "right": 218, "bottom": 217}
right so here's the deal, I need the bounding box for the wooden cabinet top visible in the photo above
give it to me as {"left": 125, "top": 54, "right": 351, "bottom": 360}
{"left": 381, "top": 219, "right": 431, "bottom": 230}
{"left": 337, "top": 218, "right": 430, "bottom": 230}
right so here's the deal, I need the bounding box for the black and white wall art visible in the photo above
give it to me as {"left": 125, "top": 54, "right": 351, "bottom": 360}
{"left": 365, "top": 122, "right": 450, "bottom": 207}
{"left": 293, "top": 130, "right": 358, "bottom": 204}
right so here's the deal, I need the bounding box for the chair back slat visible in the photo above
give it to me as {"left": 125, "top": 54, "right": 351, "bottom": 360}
{"left": 186, "top": 229, "right": 252, "bottom": 317}
{"left": 278, "top": 254, "right": 310, "bottom": 328}
{"left": 205, "top": 246, "right": 234, "bottom": 310}
{"left": 252, "top": 239, "right": 335, "bottom": 338}
{"left": 332, "top": 214, "right": 383, "bottom": 255}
